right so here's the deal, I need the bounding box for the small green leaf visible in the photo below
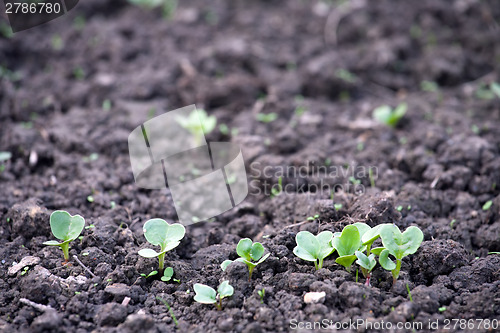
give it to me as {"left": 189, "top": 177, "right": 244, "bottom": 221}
{"left": 332, "top": 225, "right": 361, "bottom": 257}
{"left": 49, "top": 210, "right": 85, "bottom": 242}
{"left": 142, "top": 219, "right": 185, "bottom": 251}
{"left": 355, "top": 251, "right": 376, "bottom": 271}
{"left": 482, "top": 200, "right": 493, "bottom": 211}
{"left": 352, "top": 222, "right": 370, "bottom": 238}
{"left": 0, "top": 151, "right": 12, "bottom": 162}
{"left": 220, "top": 260, "right": 233, "bottom": 271}
{"left": 217, "top": 280, "right": 234, "bottom": 298}
{"left": 161, "top": 267, "right": 174, "bottom": 281}
{"left": 138, "top": 248, "right": 160, "bottom": 258}
{"left": 256, "top": 253, "right": 270, "bottom": 265}
{"left": 236, "top": 238, "right": 253, "bottom": 261}
{"left": 293, "top": 231, "right": 320, "bottom": 261}
{"left": 250, "top": 242, "right": 265, "bottom": 261}
{"left": 362, "top": 223, "right": 392, "bottom": 245}
{"left": 380, "top": 225, "right": 424, "bottom": 259}
{"left": 193, "top": 284, "right": 217, "bottom": 304}
{"left": 370, "top": 247, "right": 385, "bottom": 255}
{"left": 43, "top": 240, "right": 63, "bottom": 246}
{"left": 335, "top": 254, "right": 357, "bottom": 269}
{"left": 379, "top": 249, "right": 396, "bottom": 270}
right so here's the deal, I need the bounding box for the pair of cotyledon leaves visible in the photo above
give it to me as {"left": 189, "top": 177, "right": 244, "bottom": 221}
{"left": 193, "top": 281, "right": 234, "bottom": 304}
{"left": 220, "top": 238, "right": 270, "bottom": 271}
{"left": 293, "top": 222, "right": 423, "bottom": 270}
{"left": 138, "top": 219, "right": 186, "bottom": 258}
{"left": 43, "top": 210, "right": 85, "bottom": 247}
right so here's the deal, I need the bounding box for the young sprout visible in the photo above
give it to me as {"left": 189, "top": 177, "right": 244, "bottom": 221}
{"left": 331, "top": 225, "right": 362, "bottom": 272}
{"left": 221, "top": 238, "right": 270, "bottom": 280}
{"left": 193, "top": 281, "right": 234, "bottom": 311}
{"left": 176, "top": 108, "right": 217, "bottom": 146}
{"left": 257, "top": 288, "right": 265, "bottom": 304}
{"left": 140, "top": 270, "right": 158, "bottom": 278}
{"left": 293, "top": 231, "right": 335, "bottom": 270}
{"left": 355, "top": 251, "right": 376, "bottom": 286}
{"left": 373, "top": 102, "right": 407, "bottom": 128}
{"left": 256, "top": 112, "right": 278, "bottom": 123}
{"left": 43, "top": 210, "right": 85, "bottom": 263}
{"left": 379, "top": 225, "right": 424, "bottom": 286}
{"left": 138, "top": 219, "right": 185, "bottom": 272}
{"left": 271, "top": 176, "right": 283, "bottom": 197}
{"left": 161, "top": 267, "right": 174, "bottom": 282}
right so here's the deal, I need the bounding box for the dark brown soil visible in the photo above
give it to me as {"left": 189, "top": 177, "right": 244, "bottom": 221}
{"left": 1, "top": 0, "right": 500, "bottom": 332}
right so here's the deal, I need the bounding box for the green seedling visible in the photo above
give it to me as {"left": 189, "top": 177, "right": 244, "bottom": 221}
{"left": 256, "top": 112, "right": 278, "bottom": 123}
{"left": 176, "top": 109, "right": 217, "bottom": 146}
{"left": 138, "top": 219, "right": 186, "bottom": 272}
{"left": 221, "top": 238, "right": 270, "bottom": 280}
{"left": 482, "top": 200, "right": 493, "bottom": 211}
{"left": 161, "top": 267, "right": 174, "bottom": 282}
{"left": 355, "top": 251, "right": 376, "bottom": 286}
{"left": 307, "top": 214, "right": 319, "bottom": 221}
{"left": 334, "top": 203, "right": 343, "bottom": 211}
{"left": 140, "top": 270, "right": 158, "bottom": 278}
{"left": 257, "top": 288, "right": 265, "bottom": 304}
{"left": 271, "top": 177, "right": 283, "bottom": 197}
{"left": 43, "top": 210, "right": 85, "bottom": 263}
{"left": 379, "top": 225, "right": 424, "bottom": 286}
{"left": 332, "top": 225, "right": 364, "bottom": 272}
{"left": 193, "top": 281, "right": 234, "bottom": 311}
{"left": 293, "top": 231, "right": 335, "bottom": 270}
{"left": 373, "top": 102, "right": 408, "bottom": 128}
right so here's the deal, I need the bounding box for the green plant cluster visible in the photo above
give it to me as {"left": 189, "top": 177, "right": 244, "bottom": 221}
{"left": 42, "top": 211, "right": 271, "bottom": 310}
{"left": 294, "top": 223, "right": 423, "bottom": 286}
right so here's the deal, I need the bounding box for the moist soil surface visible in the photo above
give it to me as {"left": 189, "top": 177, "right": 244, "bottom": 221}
{"left": 1, "top": 0, "right": 500, "bottom": 332}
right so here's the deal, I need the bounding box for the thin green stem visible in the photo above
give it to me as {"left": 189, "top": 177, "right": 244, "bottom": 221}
{"left": 318, "top": 258, "right": 324, "bottom": 270}
{"left": 366, "top": 243, "right": 372, "bottom": 256}
{"left": 248, "top": 265, "right": 255, "bottom": 281}
{"left": 158, "top": 252, "right": 165, "bottom": 272}
{"left": 392, "top": 259, "right": 402, "bottom": 286}
{"left": 60, "top": 242, "right": 70, "bottom": 262}
{"left": 314, "top": 261, "right": 319, "bottom": 270}
{"left": 216, "top": 297, "right": 222, "bottom": 311}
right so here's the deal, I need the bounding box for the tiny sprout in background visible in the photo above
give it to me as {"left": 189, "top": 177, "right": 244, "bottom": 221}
{"left": 373, "top": 102, "right": 407, "bottom": 128}
{"left": 270, "top": 176, "right": 283, "bottom": 197}
{"left": 138, "top": 219, "right": 186, "bottom": 272}
{"left": 221, "top": 238, "right": 270, "bottom": 280}
{"left": 193, "top": 281, "right": 234, "bottom": 311}
{"left": 140, "top": 270, "right": 158, "bottom": 278}
{"left": 293, "top": 231, "right": 335, "bottom": 270}
{"left": 257, "top": 288, "right": 265, "bottom": 304}
{"left": 43, "top": 210, "right": 85, "bottom": 263}
{"left": 176, "top": 108, "right": 217, "bottom": 146}
{"left": 379, "top": 225, "right": 424, "bottom": 286}
{"left": 482, "top": 200, "right": 493, "bottom": 211}
{"left": 256, "top": 112, "right": 278, "bottom": 123}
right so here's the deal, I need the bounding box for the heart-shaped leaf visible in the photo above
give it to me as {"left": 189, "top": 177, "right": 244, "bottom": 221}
{"left": 332, "top": 225, "right": 361, "bottom": 257}
{"left": 352, "top": 222, "right": 371, "bottom": 238}
{"left": 370, "top": 247, "right": 385, "bottom": 255}
{"left": 217, "top": 280, "right": 234, "bottom": 298}
{"left": 293, "top": 231, "right": 320, "bottom": 261}
{"left": 193, "top": 283, "right": 216, "bottom": 304}
{"left": 380, "top": 225, "right": 424, "bottom": 259}
{"left": 49, "top": 210, "right": 85, "bottom": 242}
{"left": 379, "top": 249, "right": 396, "bottom": 270}
{"left": 161, "top": 267, "right": 174, "bottom": 282}
{"left": 236, "top": 238, "right": 253, "bottom": 261}
{"left": 143, "top": 219, "right": 185, "bottom": 249}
